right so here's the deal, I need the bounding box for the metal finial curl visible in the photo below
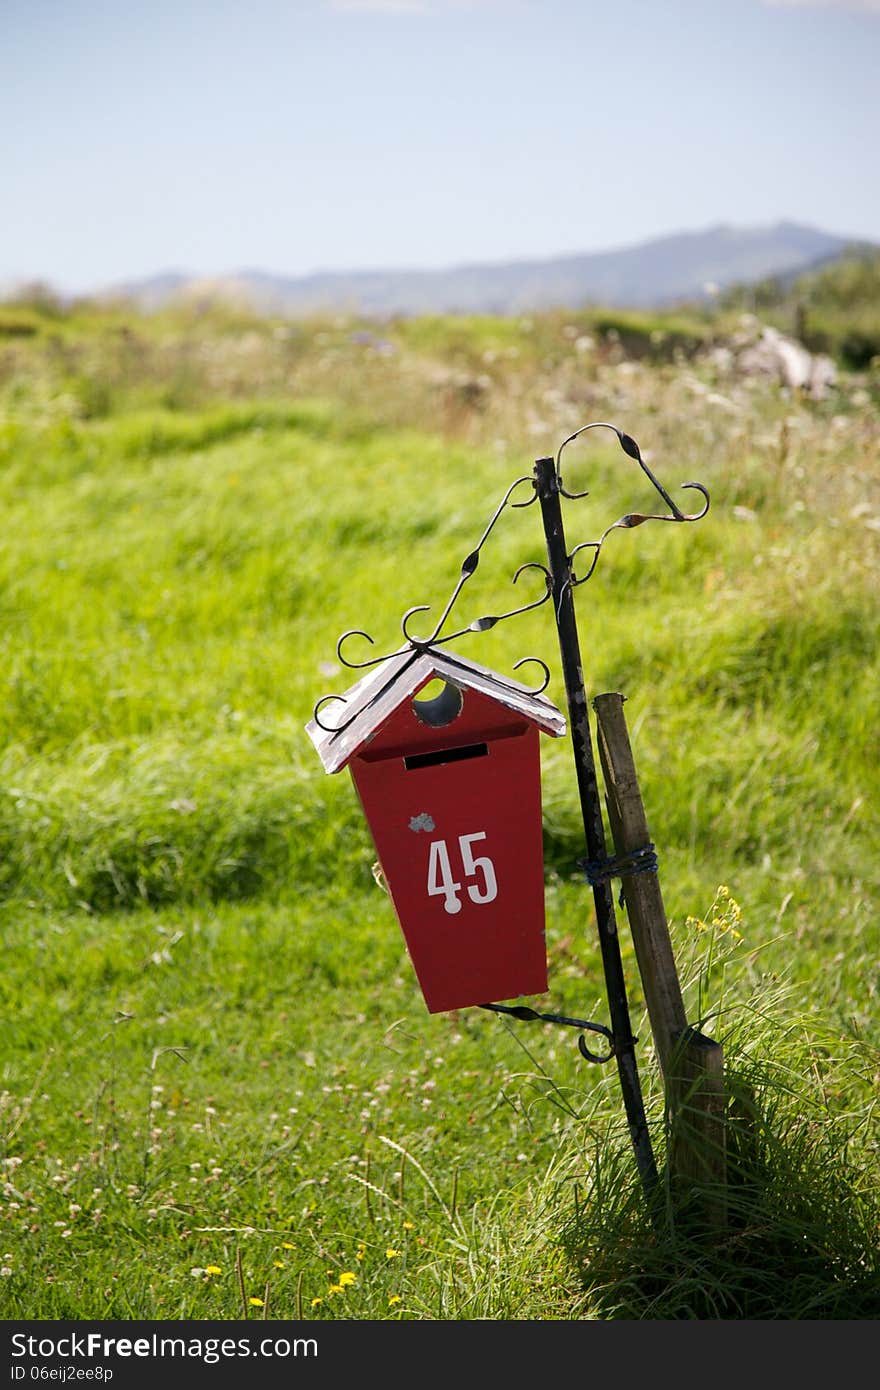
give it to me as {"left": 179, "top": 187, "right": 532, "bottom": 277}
{"left": 553, "top": 421, "right": 710, "bottom": 590}
{"left": 511, "top": 655, "right": 551, "bottom": 696}
{"left": 556, "top": 420, "right": 710, "bottom": 522}
{"left": 312, "top": 693, "right": 351, "bottom": 734}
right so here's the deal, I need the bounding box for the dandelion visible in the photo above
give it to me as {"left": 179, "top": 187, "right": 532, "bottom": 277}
{"left": 338, "top": 1271, "right": 356, "bottom": 1287}
{"left": 385, "top": 1248, "right": 400, "bottom": 1260}
{"left": 403, "top": 1220, "right": 414, "bottom": 1230}
{"left": 204, "top": 1265, "right": 222, "bottom": 1276}
{"left": 273, "top": 1261, "right": 285, "bottom": 1269}
{"left": 328, "top": 1283, "right": 344, "bottom": 1295}
{"left": 310, "top": 1297, "right": 322, "bottom": 1308}
{"left": 388, "top": 1294, "right": 401, "bottom": 1305}
{"left": 0, "top": 1267, "right": 12, "bottom": 1278}
{"left": 249, "top": 1297, "right": 264, "bottom": 1307}
{"left": 282, "top": 1241, "right": 294, "bottom": 1249}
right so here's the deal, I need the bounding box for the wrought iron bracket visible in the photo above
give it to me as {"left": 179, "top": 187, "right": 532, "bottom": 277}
{"left": 478, "top": 1002, "right": 619, "bottom": 1064}
{"left": 313, "top": 419, "right": 710, "bottom": 735}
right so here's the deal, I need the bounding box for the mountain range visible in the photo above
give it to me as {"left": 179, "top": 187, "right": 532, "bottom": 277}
{"left": 110, "top": 221, "right": 873, "bottom": 318}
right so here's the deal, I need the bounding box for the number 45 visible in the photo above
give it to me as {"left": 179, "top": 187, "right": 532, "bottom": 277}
{"left": 427, "top": 833, "right": 498, "bottom": 916}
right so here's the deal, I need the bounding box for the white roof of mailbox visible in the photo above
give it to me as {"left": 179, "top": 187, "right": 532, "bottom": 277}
{"left": 306, "top": 647, "right": 567, "bottom": 775}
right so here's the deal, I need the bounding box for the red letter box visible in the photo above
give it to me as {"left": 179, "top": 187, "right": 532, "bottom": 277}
{"left": 306, "top": 648, "right": 565, "bottom": 1013}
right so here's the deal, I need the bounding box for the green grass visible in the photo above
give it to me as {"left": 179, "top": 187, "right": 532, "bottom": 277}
{"left": 0, "top": 299, "right": 878, "bottom": 1319}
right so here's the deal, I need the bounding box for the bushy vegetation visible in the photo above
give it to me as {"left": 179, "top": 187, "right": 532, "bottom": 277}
{"left": 0, "top": 291, "right": 877, "bottom": 1319}
{"left": 721, "top": 245, "right": 880, "bottom": 369}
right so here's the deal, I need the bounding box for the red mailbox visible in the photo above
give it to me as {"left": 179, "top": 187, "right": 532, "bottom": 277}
{"left": 306, "top": 648, "right": 566, "bottom": 1013}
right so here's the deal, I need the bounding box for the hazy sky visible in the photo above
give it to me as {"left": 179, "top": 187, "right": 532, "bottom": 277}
{"left": 2, "top": 0, "right": 878, "bottom": 295}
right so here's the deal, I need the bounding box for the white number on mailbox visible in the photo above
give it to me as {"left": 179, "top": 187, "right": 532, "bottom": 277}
{"left": 427, "top": 833, "right": 498, "bottom": 915}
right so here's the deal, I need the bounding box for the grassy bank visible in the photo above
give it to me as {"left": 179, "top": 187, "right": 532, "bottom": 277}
{"left": 0, "top": 299, "right": 877, "bottom": 1318}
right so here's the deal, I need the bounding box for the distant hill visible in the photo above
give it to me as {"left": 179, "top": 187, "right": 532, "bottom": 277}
{"left": 108, "top": 221, "right": 873, "bottom": 318}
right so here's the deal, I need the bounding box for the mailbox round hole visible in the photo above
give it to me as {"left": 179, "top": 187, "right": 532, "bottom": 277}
{"left": 412, "top": 679, "right": 463, "bottom": 728}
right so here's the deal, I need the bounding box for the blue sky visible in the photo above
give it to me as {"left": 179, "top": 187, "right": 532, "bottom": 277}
{"left": 2, "top": 0, "right": 878, "bottom": 294}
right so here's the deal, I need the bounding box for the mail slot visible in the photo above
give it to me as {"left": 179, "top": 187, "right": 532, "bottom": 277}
{"left": 306, "top": 649, "right": 566, "bottom": 1013}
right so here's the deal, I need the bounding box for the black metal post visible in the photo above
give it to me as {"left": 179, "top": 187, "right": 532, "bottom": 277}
{"left": 534, "top": 456, "right": 658, "bottom": 1199}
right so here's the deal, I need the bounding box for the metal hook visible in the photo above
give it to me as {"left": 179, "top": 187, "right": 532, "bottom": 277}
{"left": 336, "top": 628, "right": 390, "bottom": 671}
{"left": 455, "top": 561, "right": 552, "bottom": 639}
{"left": 556, "top": 420, "right": 711, "bottom": 524}
{"left": 578, "top": 1032, "right": 616, "bottom": 1064}
{"left": 479, "top": 1002, "right": 616, "bottom": 1064}
{"left": 400, "top": 605, "right": 434, "bottom": 646}
{"left": 511, "top": 655, "right": 551, "bottom": 695}
{"left": 312, "top": 693, "right": 351, "bottom": 733}
{"left": 401, "top": 556, "right": 552, "bottom": 651}
{"left": 568, "top": 541, "right": 601, "bottom": 587}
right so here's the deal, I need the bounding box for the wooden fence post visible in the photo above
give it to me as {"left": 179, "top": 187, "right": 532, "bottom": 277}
{"left": 592, "top": 692, "right": 727, "bottom": 1227}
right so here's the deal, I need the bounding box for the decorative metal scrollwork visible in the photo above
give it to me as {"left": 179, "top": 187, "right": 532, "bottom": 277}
{"left": 312, "top": 421, "right": 710, "bottom": 734}
{"left": 312, "top": 471, "right": 551, "bottom": 731}
{"left": 553, "top": 421, "right": 710, "bottom": 593}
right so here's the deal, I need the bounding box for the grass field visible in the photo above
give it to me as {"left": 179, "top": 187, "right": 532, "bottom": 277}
{"left": 0, "top": 296, "right": 878, "bottom": 1319}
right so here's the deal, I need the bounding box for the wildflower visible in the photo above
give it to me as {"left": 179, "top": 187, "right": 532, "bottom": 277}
{"left": 282, "top": 1241, "right": 294, "bottom": 1249}
{"left": 0, "top": 1268, "right": 12, "bottom": 1278}
{"left": 204, "top": 1266, "right": 222, "bottom": 1276}
{"left": 403, "top": 1221, "right": 414, "bottom": 1230}
{"left": 249, "top": 1297, "right": 264, "bottom": 1307}
{"left": 328, "top": 1283, "right": 344, "bottom": 1295}
{"left": 356, "top": 1244, "right": 366, "bottom": 1261}
{"left": 273, "top": 1261, "right": 285, "bottom": 1269}
{"left": 385, "top": 1248, "right": 400, "bottom": 1260}
{"left": 388, "top": 1294, "right": 401, "bottom": 1306}
{"left": 338, "top": 1271, "right": 356, "bottom": 1287}
{"left": 310, "top": 1297, "right": 322, "bottom": 1308}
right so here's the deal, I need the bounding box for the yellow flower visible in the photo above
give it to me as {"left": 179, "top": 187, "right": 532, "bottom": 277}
{"left": 273, "top": 1261, "right": 285, "bottom": 1269}
{"left": 204, "top": 1265, "right": 222, "bottom": 1276}
{"left": 388, "top": 1294, "right": 402, "bottom": 1305}
{"left": 249, "top": 1297, "right": 264, "bottom": 1307}
{"left": 310, "top": 1297, "right": 322, "bottom": 1308}
{"left": 356, "top": 1246, "right": 365, "bottom": 1261}
{"left": 328, "top": 1283, "right": 344, "bottom": 1295}
{"left": 338, "top": 1271, "right": 356, "bottom": 1287}
{"left": 282, "top": 1242, "right": 294, "bottom": 1250}
{"left": 385, "top": 1248, "right": 400, "bottom": 1260}
{"left": 403, "top": 1221, "right": 414, "bottom": 1230}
